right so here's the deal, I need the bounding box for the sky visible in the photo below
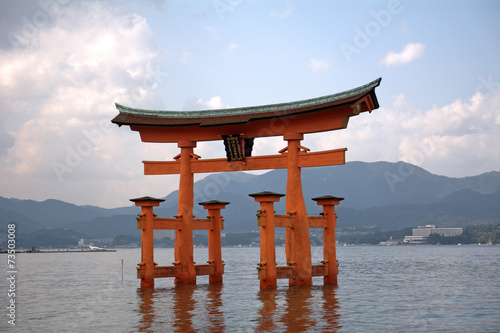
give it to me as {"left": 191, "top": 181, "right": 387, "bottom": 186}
{"left": 0, "top": 0, "right": 499, "bottom": 208}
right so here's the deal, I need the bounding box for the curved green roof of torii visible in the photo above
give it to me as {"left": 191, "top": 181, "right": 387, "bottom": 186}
{"left": 112, "top": 77, "right": 381, "bottom": 127}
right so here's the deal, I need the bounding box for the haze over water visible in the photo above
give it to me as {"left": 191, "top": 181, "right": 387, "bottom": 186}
{"left": 2, "top": 245, "right": 499, "bottom": 332}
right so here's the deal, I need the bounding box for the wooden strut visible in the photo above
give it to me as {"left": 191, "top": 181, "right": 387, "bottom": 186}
{"left": 132, "top": 196, "right": 229, "bottom": 287}
{"left": 250, "top": 192, "right": 343, "bottom": 288}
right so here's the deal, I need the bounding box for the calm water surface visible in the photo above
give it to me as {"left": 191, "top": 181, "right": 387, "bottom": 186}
{"left": 1, "top": 245, "right": 499, "bottom": 332}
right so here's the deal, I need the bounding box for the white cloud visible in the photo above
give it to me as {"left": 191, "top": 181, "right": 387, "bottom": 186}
{"left": 396, "top": 89, "right": 500, "bottom": 176}
{"left": 313, "top": 89, "right": 500, "bottom": 178}
{"left": 224, "top": 43, "right": 237, "bottom": 57}
{"left": 183, "top": 96, "right": 231, "bottom": 111}
{"left": 205, "top": 96, "right": 228, "bottom": 109}
{"left": 0, "top": 1, "right": 173, "bottom": 207}
{"left": 0, "top": 2, "right": 498, "bottom": 208}
{"left": 309, "top": 58, "right": 331, "bottom": 72}
{"left": 270, "top": 2, "right": 294, "bottom": 19}
{"left": 180, "top": 51, "right": 193, "bottom": 64}
{"left": 379, "top": 42, "right": 426, "bottom": 67}
{"left": 204, "top": 25, "right": 220, "bottom": 39}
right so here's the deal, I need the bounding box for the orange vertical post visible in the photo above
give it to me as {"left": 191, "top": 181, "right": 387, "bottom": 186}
{"left": 175, "top": 140, "right": 197, "bottom": 284}
{"left": 249, "top": 191, "right": 284, "bottom": 289}
{"left": 284, "top": 132, "right": 312, "bottom": 286}
{"left": 130, "top": 196, "right": 165, "bottom": 287}
{"left": 312, "top": 195, "right": 344, "bottom": 285}
{"left": 199, "top": 200, "right": 230, "bottom": 284}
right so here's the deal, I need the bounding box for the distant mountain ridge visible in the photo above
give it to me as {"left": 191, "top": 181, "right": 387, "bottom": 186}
{"left": 339, "top": 189, "right": 500, "bottom": 230}
{"left": 0, "top": 161, "right": 499, "bottom": 236}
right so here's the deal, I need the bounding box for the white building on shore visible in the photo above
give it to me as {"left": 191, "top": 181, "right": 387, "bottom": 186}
{"left": 403, "top": 225, "right": 463, "bottom": 244}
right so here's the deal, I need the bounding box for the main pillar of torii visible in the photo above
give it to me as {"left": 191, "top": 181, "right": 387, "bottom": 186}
{"left": 112, "top": 78, "right": 381, "bottom": 286}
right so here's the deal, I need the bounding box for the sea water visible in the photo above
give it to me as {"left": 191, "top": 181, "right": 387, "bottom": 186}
{"left": 1, "top": 245, "right": 499, "bottom": 332}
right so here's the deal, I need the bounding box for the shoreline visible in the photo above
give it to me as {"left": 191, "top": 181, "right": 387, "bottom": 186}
{"left": 0, "top": 249, "right": 117, "bottom": 253}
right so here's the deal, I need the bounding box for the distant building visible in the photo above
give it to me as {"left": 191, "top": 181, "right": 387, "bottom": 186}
{"left": 379, "top": 236, "right": 401, "bottom": 246}
{"left": 403, "top": 225, "right": 463, "bottom": 244}
{"left": 154, "top": 230, "right": 175, "bottom": 240}
{"left": 403, "top": 235, "right": 428, "bottom": 245}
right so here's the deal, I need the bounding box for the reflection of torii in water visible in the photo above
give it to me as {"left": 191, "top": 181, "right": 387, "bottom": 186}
{"left": 135, "top": 282, "right": 340, "bottom": 331}
{"left": 112, "top": 78, "right": 381, "bottom": 288}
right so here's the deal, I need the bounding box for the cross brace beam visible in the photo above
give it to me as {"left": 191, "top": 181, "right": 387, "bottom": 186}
{"left": 258, "top": 214, "right": 328, "bottom": 228}
{"left": 258, "top": 264, "right": 330, "bottom": 280}
{"left": 143, "top": 148, "right": 347, "bottom": 175}
{"left": 137, "top": 263, "right": 220, "bottom": 279}
{"left": 137, "top": 217, "right": 223, "bottom": 231}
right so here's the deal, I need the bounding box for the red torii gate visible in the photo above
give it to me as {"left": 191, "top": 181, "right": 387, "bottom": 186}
{"left": 112, "top": 78, "right": 381, "bottom": 288}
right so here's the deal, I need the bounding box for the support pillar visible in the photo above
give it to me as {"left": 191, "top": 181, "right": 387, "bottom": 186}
{"left": 283, "top": 132, "right": 312, "bottom": 286}
{"left": 175, "top": 140, "right": 197, "bottom": 284}
{"left": 312, "top": 195, "right": 344, "bottom": 285}
{"left": 249, "top": 191, "right": 285, "bottom": 289}
{"left": 130, "top": 196, "right": 165, "bottom": 288}
{"left": 199, "top": 200, "right": 230, "bottom": 284}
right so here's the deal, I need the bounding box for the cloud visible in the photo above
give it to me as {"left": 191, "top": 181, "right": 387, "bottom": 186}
{"left": 0, "top": 1, "right": 173, "bottom": 207}
{"left": 309, "top": 58, "right": 331, "bottom": 72}
{"left": 396, "top": 89, "right": 500, "bottom": 176}
{"left": 204, "top": 25, "right": 220, "bottom": 39}
{"left": 379, "top": 42, "right": 426, "bottom": 66}
{"left": 0, "top": 2, "right": 497, "bottom": 208}
{"left": 180, "top": 51, "right": 193, "bottom": 64}
{"left": 315, "top": 89, "right": 500, "bottom": 178}
{"left": 183, "top": 96, "right": 231, "bottom": 111}
{"left": 270, "top": 2, "right": 294, "bottom": 19}
{"left": 224, "top": 43, "right": 237, "bottom": 57}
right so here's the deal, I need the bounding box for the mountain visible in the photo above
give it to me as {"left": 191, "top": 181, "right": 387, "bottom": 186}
{"left": 66, "top": 215, "right": 140, "bottom": 238}
{"left": 338, "top": 190, "right": 500, "bottom": 231}
{"left": 153, "top": 162, "right": 500, "bottom": 232}
{"left": 0, "top": 196, "right": 138, "bottom": 234}
{"left": 167, "top": 161, "right": 499, "bottom": 211}
{"left": 0, "top": 205, "right": 43, "bottom": 234}
{"left": 0, "top": 161, "right": 499, "bottom": 237}
{"left": 0, "top": 197, "right": 111, "bottom": 227}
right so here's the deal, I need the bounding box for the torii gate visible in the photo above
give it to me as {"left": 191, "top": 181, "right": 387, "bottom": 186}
{"left": 112, "top": 78, "right": 381, "bottom": 288}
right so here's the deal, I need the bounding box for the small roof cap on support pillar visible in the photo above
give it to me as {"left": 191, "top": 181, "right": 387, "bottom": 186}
{"left": 311, "top": 195, "right": 344, "bottom": 201}
{"left": 198, "top": 200, "right": 230, "bottom": 209}
{"left": 249, "top": 191, "right": 285, "bottom": 198}
{"left": 198, "top": 200, "right": 230, "bottom": 206}
{"left": 130, "top": 196, "right": 165, "bottom": 202}
{"left": 249, "top": 191, "right": 285, "bottom": 203}
{"left": 312, "top": 195, "right": 344, "bottom": 206}
{"left": 130, "top": 196, "right": 165, "bottom": 207}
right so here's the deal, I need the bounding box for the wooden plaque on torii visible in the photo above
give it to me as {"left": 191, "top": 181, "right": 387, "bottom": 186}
{"left": 112, "top": 78, "right": 381, "bottom": 288}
